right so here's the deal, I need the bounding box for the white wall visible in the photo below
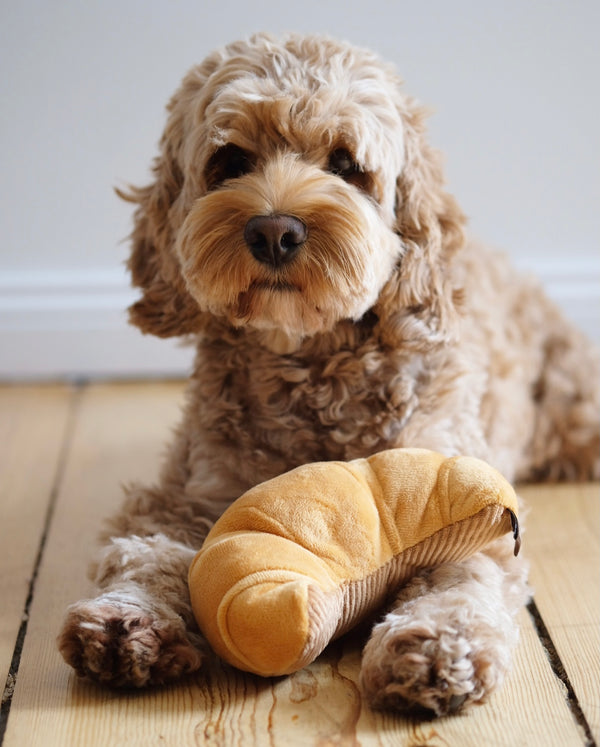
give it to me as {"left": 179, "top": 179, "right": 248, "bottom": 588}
{"left": 1, "top": 0, "right": 598, "bottom": 379}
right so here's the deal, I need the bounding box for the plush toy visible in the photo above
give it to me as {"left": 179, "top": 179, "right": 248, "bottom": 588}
{"left": 188, "top": 448, "right": 520, "bottom": 678}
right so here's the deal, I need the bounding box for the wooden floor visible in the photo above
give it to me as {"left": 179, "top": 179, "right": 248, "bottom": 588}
{"left": 0, "top": 382, "right": 598, "bottom": 746}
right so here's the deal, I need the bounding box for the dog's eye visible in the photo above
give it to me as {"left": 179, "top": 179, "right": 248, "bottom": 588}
{"left": 328, "top": 148, "right": 374, "bottom": 194}
{"left": 328, "top": 148, "right": 359, "bottom": 178}
{"left": 205, "top": 144, "right": 254, "bottom": 189}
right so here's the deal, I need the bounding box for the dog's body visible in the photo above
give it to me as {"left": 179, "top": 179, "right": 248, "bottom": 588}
{"left": 58, "top": 34, "right": 599, "bottom": 717}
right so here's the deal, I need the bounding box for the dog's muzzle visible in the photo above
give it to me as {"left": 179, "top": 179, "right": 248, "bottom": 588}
{"left": 244, "top": 214, "right": 307, "bottom": 268}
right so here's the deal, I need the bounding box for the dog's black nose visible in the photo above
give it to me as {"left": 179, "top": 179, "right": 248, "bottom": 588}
{"left": 244, "top": 214, "right": 307, "bottom": 268}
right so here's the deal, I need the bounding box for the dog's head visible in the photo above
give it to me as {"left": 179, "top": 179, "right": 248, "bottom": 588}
{"left": 124, "top": 34, "right": 465, "bottom": 349}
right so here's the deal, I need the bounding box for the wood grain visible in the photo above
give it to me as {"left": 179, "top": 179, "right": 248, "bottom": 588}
{"left": 521, "top": 482, "right": 600, "bottom": 743}
{"left": 3, "top": 382, "right": 185, "bottom": 743}
{"left": 2, "top": 383, "right": 594, "bottom": 745}
{"left": 0, "top": 385, "right": 73, "bottom": 689}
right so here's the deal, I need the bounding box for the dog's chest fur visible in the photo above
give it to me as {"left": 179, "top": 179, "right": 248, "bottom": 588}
{"left": 190, "top": 317, "right": 444, "bottom": 484}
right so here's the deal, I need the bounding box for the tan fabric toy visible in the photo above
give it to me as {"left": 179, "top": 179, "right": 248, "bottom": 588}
{"left": 188, "top": 448, "right": 520, "bottom": 677}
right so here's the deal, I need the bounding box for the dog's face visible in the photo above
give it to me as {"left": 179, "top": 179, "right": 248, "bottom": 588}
{"left": 126, "top": 34, "right": 464, "bottom": 347}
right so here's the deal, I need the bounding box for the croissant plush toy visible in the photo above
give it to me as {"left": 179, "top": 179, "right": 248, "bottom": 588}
{"left": 188, "top": 448, "right": 520, "bottom": 677}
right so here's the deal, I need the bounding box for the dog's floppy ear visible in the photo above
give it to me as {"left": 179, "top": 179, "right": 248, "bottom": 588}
{"left": 120, "top": 130, "right": 204, "bottom": 338}
{"left": 376, "top": 98, "right": 466, "bottom": 347}
{"left": 120, "top": 58, "right": 226, "bottom": 338}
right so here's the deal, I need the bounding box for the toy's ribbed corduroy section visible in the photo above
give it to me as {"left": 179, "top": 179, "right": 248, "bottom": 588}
{"left": 189, "top": 449, "right": 519, "bottom": 676}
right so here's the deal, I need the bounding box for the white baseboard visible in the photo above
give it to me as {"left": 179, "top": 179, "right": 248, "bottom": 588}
{"left": 0, "top": 269, "right": 194, "bottom": 380}
{"left": 0, "top": 261, "right": 598, "bottom": 381}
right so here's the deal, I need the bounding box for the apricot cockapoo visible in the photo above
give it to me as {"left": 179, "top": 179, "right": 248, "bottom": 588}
{"left": 58, "top": 33, "right": 599, "bottom": 717}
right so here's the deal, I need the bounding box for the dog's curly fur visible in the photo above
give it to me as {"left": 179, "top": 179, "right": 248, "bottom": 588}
{"left": 58, "top": 33, "right": 599, "bottom": 716}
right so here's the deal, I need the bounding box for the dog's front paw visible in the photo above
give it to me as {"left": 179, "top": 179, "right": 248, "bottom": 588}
{"left": 359, "top": 591, "right": 516, "bottom": 717}
{"left": 360, "top": 621, "right": 489, "bottom": 717}
{"left": 57, "top": 591, "right": 204, "bottom": 687}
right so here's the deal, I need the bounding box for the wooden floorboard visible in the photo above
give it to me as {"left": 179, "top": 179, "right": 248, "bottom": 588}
{"left": 0, "top": 385, "right": 74, "bottom": 690}
{"left": 522, "top": 483, "right": 600, "bottom": 744}
{"left": 1, "top": 382, "right": 597, "bottom": 746}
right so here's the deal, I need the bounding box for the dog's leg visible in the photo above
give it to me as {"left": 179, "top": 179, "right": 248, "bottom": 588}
{"left": 57, "top": 474, "right": 221, "bottom": 687}
{"left": 57, "top": 532, "right": 206, "bottom": 687}
{"left": 359, "top": 535, "right": 529, "bottom": 717}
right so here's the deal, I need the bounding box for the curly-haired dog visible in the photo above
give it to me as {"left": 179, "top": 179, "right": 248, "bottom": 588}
{"left": 58, "top": 33, "right": 599, "bottom": 717}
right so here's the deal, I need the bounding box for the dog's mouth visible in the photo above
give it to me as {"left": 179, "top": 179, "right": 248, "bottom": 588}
{"left": 249, "top": 280, "right": 301, "bottom": 293}
{"left": 234, "top": 279, "right": 303, "bottom": 322}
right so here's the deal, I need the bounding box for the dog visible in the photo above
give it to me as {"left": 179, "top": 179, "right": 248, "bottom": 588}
{"left": 58, "top": 33, "right": 599, "bottom": 717}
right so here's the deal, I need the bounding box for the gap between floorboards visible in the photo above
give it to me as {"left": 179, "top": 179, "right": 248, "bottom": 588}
{"left": 0, "top": 385, "right": 83, "bottom": 745}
